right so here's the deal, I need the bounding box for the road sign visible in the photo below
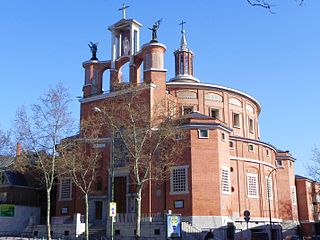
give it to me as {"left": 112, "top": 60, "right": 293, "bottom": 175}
{"left": 109, "top": 202, "right": 117, "bottom": 217}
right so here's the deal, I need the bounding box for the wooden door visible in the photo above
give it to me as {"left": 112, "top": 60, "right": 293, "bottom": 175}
{"left": 95, "top": 201, "right": 103, "bottom": 220}
{"left": 114, "top": 176, "right": 127, "bottom": 213}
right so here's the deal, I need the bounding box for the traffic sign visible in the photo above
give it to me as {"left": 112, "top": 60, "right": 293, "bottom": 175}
{"left": 109, "top": 202, "right": 117, "bottom": 217}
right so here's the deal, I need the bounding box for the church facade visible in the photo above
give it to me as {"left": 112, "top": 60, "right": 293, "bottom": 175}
{"left": 55, "top": 12, "right": 299, "bottom": 239}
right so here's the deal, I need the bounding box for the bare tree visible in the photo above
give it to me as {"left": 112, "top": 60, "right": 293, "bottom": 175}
{"left": 59, "top": 118, "right": 102, "bottom": 240}
{"left": 94, "top": 89, "right": 186, "bottom": 239}
{"left": 307, "top": 146, "right": 320, "bottom": 181}
{"left": 0, "top": 127, "right": 14, "bottom": 170}
{"left": 246, "top": 0, "right": 305, "bottom": 12}
{"left": 14, "top": 83, "right": 74, "bottom": 240}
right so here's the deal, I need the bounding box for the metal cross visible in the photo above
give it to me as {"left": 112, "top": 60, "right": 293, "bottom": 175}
{"left": 118, "top": 3, "right": 129, "bottom": 19}
{"left": 179, "top": 20, "right": 186, "bottom": 32}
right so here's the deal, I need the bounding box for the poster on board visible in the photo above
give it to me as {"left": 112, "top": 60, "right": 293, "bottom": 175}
{"left": 166, "top": 214, "right": 182, "bottom": 239}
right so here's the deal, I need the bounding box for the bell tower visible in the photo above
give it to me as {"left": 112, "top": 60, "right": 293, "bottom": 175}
{"left": 170, "top": 21, "right": 199, "bottom": 83}
{"left": 107, "top": 5, "right": 142, "bottom": 90}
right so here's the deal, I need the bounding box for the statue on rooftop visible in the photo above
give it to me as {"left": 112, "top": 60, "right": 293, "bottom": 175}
{"left": 88, "top": 41, "right": 98, "bottom": 61}
{"left": 149, "top": 19, "right": 162, "bottom": 43}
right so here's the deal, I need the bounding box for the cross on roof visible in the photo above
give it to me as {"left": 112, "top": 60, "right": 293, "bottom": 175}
{"left": 118, "top": 3, "right": 129, "bottom": 19}
{"left": 179, "top": 20, "right": 186, "bottom": 32}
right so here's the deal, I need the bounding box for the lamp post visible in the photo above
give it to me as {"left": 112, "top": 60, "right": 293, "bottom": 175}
{"left": 93, "top": 107, "right": 115, "bottom": 240}
{"left": 267, "top": 168, "right": 277, "bottom": 240}
{"left": 110, "top": 128, "right": 115, "bottom": 240}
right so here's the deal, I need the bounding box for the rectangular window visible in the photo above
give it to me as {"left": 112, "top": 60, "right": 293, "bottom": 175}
{"left": 170, "top": 166, "right": 189, "bottom": 194}
{"left": 221, "top": 132, "right": 226, "bottom": 141}
{"left": 229, "top": 141, "right": 234, "bottom": 149}
{"left": 249, "top": 118, "right": 254, "bottom": 133}
{"left": 266, "top": 149, "right": 270, "bottom": 157}
{"left": 0, "top": 173, "right": 8, "bottom": 185}
{"left": 266, "top": 177, "right": 273, "bottom": 200}
{"left": 60, "top": 178, "right": 72, "bottom": 200}
{"left": 221, "top": 168, "right": 230, "bottom": 194}
{"left": 133, "top": 30, "right": 138, "bottom": 53}
{"left": 276, "top": 160, "right": 283, "bottom": 167}
{"left": 0, "top": 192, "right": 7, "bottom": 203}
{"left": 247, "top": 173, "right": 259, "bottom": 198}
{"left": 198, "top": 129, "right": 209, "bottom": 139}
{"left": 233, "top": 113, "right": 240, "bottom": 128}
{"left": 291, "top": 186, "right": 297, "bottom": 205}
{"left": 210, "top": 108, "right": 220, "bottom": 120}
{"left": 182, "top": 106, "right": 194, "bottom": 115}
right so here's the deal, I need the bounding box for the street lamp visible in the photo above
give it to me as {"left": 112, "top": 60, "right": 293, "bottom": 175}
{"left": 267, "top": 167, "right": 277, "bottom": 240}
{"left": 93, "top": 106, "right": 115, "bottom": 240}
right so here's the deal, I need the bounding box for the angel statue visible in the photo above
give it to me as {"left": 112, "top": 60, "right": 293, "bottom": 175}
{"left": 88, "top": 41, "right": 98, "bottom": 60}
{"left": 149, "top": 19, "right": 163, "bottom": 43}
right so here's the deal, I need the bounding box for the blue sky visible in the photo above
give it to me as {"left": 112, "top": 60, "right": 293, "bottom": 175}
{"left": 0, "top": 0, "right": 319, "bottom": 176}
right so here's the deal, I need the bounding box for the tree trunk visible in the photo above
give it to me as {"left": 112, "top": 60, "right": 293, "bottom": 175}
{"left": 85, "top": 193, "right": 89, "bottom": 240}
{"left": 135, "top": 186, "right": 142, "bottom": 240}
{"left": 46, "top": 189, "right": 52, "bottom": 240}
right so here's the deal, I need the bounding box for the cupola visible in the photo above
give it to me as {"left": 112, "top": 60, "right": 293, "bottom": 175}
{"left": 170, "top": 21, "right": 199, "bottom": 83}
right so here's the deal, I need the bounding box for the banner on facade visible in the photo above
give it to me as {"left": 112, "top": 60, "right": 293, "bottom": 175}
{"left": 166, "top": 214, "right": 182, "bottom": 239}
{"left": 0, "top": 204, "right": 15, "bottom": 217}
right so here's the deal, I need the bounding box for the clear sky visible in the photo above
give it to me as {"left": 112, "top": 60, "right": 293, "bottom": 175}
{"left": 0, "top": 0, "right": 319, "bottom": 176}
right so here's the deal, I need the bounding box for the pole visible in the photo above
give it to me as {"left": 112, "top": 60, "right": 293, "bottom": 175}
{"left": 110, "top": 129, "right": 115, "bottom": 240}
{"left": 268, "top": 168, "right": 277, "bottom": 240}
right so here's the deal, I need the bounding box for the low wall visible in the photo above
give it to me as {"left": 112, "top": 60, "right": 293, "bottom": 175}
{"left": 0, "top": 205, "right": 40, "bottom": 233}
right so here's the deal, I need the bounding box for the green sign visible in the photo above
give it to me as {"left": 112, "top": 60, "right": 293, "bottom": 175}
{"left": 0, "top": 204, "right": 15, "bottom": 217}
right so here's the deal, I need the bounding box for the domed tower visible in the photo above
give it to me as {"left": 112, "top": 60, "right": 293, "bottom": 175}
{"left": 170, "top": 22, "right": 199, "bottom": 83}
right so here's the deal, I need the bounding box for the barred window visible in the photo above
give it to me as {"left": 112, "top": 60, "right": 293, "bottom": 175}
{"left": 60, "top": 178, "right": 72, "bottom": 200}
{"left": 170, "top": 166, "right": 188, "bottom": 194}
{"left": 247, "top": 174, "right": 259, "bottom": 198}
{"left": 221, "top": 168, "right": 230, "bottom": 194}
{"left": 266, "top": 177, "right": 273, "bottom": 200}
{"left": 291, "top": 186, "right": 297, "bottom": 205}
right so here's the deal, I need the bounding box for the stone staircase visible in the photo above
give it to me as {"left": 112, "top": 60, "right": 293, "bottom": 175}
{"left": 182, "top": 221, "right": 203, "bottom": 240}
{"left": 88, "top": 223, "right": 106, "bottom": 240}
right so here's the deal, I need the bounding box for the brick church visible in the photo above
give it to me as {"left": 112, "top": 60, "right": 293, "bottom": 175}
{"left": 55, "top": 8, "right": 299, "bottom": 239}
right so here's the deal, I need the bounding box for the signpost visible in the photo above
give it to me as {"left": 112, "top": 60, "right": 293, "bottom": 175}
{"left": 109, "top": 202, "right": 117, "bottom": 217}
{"left": 243, "top": 210, "right": 250, "bottom": 234}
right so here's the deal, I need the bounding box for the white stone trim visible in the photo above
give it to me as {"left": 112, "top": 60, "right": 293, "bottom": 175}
{"left": 170, "top": 165, "right": 189, "bottom": 195}
{"left": 59, "top": 177, "right": 72, "bottom": 201}
{"left": 230, "top": 157, "right": 276, "bottom": 169}
{"left": 247, "top": 173, "right": 259, "bottom": 198}
{"left": 166, "top": 81, "right": 261, "bottom": 113}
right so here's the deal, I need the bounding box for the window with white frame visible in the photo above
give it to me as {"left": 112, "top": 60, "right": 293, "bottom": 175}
{"left": 233, "top": 113, "right": 240, "bottom": 128}
{"left": 210, "top": 108, "right": 220, "bottom": 120}
{"left": 249, "top": 118, "right": 254, "bottom": 133}
{"left": 276, "top": 160, "right": 283, "bottom": 167}
{"left": 198, "top": 129, "right": 209, "bottom": 139}
{"left": 170, "top": 166, "right": 189, "bottom": 194}
{"left": 60, "top": 178, "right": 72, "bottom": 200}
{"left": 247, "top": 173, "right": 259, "bottom": 198}
{"left": 221, "top": 167, "right": 230, "bottom": 194}
{"left": 266, "top": 177, "right": 273, "bottom": 200}
{"left": 291, "top": 186, "right": 297, "bottom": 205}
{"left": 182, "top": 106, "right": 194, "bottom": 115}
